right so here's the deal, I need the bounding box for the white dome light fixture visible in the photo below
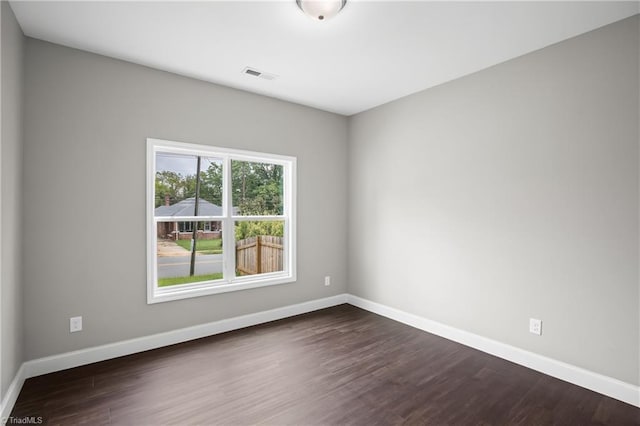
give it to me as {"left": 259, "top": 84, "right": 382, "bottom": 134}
{"left": 296, "top": 0, "right": 347, "bottom": 21}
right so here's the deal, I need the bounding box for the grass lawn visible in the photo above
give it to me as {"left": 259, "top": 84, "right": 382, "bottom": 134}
{"left": 158, "top": 273, "right": 223, "bottom": 287}
{"left": 175, "top": 239, "right": 223, "bottom": 255}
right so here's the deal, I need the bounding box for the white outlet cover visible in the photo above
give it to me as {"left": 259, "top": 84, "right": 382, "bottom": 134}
{"left": 70, "top": 316, "right": 83, "bottom": 333}
{"left": 529, "top": 318, "right": 542, "bottom": 335}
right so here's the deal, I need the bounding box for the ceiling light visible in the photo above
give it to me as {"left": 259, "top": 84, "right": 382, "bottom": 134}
{"left": 296, "top": 0, "right": 346, "bottom": 21}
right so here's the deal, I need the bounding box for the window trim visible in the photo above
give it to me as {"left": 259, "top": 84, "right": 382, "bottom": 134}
{"left": 147, "top": 138, "right": 297, "bottom": 304}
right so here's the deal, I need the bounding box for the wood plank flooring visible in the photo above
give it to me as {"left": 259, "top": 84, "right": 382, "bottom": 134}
{"left": 9, "top": 305, "right": 640, "bottom": 425}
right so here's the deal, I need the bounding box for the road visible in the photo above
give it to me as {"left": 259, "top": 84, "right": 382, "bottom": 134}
{"left": 157, "top": 254, "right": 223, "bottom": 278}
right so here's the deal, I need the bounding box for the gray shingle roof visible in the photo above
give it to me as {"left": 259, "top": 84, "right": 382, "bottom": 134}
{"left": 155, "top": 197, "right": 223, "bottom": 217}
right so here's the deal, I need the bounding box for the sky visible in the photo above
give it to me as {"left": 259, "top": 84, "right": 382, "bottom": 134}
{"left": 156, "top": 152, "right": 220, "bottom": 176}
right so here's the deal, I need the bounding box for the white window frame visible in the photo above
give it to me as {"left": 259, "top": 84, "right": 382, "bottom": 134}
{"left": 147, "top": 138, "right": 297, "bottom": 304}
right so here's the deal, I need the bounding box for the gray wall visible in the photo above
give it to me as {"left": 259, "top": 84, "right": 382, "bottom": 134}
{"left": 348, "top": 16, "right": 639, "bottom": 385}
{"left": 23, "top": 39, "right": 348, "bottom": 360}
{"left": 14, "top": 10, "right": 640, "bottom": 389}
{"left": 1, "top": 1, "right": 25, "bottom": 397}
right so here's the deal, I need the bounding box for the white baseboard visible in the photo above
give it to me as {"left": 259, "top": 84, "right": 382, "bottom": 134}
{"left": 1, "top": 294, "right": 346, "bottom": 417}
{"left": 346, "top": 294, "right": 640, "bottom": 408}
{"left": 0, "top": 364, "right": 25, "bottom": 422}
{"left": 24, "top": 293, "right": 348, "bottom": 378}
{"left": 2, "top": 292, "right": 637, "bottom": 419}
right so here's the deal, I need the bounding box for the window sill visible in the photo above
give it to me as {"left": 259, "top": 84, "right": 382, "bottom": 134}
{"left": 147, "top": 273, "right": 296, "bottom": 304}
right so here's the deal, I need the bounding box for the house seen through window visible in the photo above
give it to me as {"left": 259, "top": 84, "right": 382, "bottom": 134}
{"left": 147, "top": 138, "right": 296, "bottom": 303}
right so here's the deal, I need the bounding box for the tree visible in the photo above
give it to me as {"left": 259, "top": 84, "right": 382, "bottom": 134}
{"left": 231, "top": 160, "right": 283, "bottom": 215}
{"left": 155, "top": 165, "right": 222, "bottom": 208}
{"left": 155, "top": 171, "right": 189, "bottom": 207}
{"left": 156, "top": 159, "right": 284, "bottom": 239}
{"left": 235, "top": 221, "right": 284, "bottom": 240}
{"left": 200, "top": 162, "right": 223, "bottom": 206}
{"left": 230, "top": 160, "right": 284, "bottom": 240}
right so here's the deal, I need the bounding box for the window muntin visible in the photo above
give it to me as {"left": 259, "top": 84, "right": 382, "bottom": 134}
{"left": 147, "top": 139, "right": 296, "bottom": 304}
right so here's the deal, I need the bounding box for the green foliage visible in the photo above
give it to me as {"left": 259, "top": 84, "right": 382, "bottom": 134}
{"left": 200, "top": 162, "right": 223, "bottom": 206}
{"left": 155, "top": 170, "right": 194, "bottom": 207}
{"left": 235, "top": 221, "right": 284, "bottom": 241}
{"left": 232, "top": 160, "right": 283, "bottom": 215}
{"left": 155, "top": 157, "right": 281, "bottom": 214}
{"left": 158, "top": 273, "right": 223, "bottom": 287}
{"left": 175, "top": 238, "right": 222, "bottom": 255}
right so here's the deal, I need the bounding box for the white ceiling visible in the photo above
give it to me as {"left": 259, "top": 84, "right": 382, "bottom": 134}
{"left": 9, "top": 1, "right": 640, "bottom": 116}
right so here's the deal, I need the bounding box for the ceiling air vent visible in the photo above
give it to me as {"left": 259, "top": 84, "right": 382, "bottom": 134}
{"left": 242, "top": 67, "right": 278, "bottom": 81}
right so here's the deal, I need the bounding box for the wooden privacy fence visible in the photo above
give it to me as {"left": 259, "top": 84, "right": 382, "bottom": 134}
{"left": 236, "top": 236, "right": 283, "bottom": 275}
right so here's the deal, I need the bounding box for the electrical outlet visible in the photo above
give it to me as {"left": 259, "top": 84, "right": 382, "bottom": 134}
{"left": 324, "top": 276, "right": 331, "bottom": 286}
{"left": 529, "top": 318, "right": 542, "bottom": 336}
{"left": 70, "top": 316, "right": 83, "bottom": 333}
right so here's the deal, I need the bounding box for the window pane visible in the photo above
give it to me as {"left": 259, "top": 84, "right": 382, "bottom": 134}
{"left": 155, "top": 152, "right": 223, "bottom": 217}
{"left": 156, "top": 220, "right": 223, "bottom": 287}
{"left": 235, "top": 221, "right": 284, "bottom": 277}
{"left": 231, "top": 160, "right": 283, "bottom": 216}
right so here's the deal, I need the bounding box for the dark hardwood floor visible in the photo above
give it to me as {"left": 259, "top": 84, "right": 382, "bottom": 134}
{"left": 9, "top": 304, "right": 640, "bottom": 425}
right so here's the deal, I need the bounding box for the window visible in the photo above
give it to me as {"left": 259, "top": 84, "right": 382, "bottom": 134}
{"left": 147, "top": 138, "right": 296, "bottom": 303}
{"left": 178, "top": 222, "right": 194, "bottom": 233}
